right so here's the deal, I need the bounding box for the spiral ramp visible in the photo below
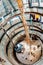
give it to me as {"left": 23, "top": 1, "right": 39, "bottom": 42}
{"left": 0, "top": 0, "right": 43, "bottom": 65}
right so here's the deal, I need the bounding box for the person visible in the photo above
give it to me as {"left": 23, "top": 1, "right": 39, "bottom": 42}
{"left": 28, "top": 0, "right": 31, "bottom": 7}
{"left": 30, "top": 13, "right": 35, "bottom": 21}
{"left": 35, "top": 14, "right": 40, "bottom": 22}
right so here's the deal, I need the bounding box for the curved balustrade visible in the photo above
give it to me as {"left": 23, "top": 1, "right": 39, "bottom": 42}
{"left": 0, "top": 0, "right": 43, "bottom": 65}
{"left": 0, "top": 20, "right": 43, "bottom": 65}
